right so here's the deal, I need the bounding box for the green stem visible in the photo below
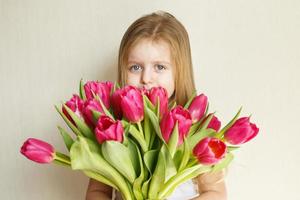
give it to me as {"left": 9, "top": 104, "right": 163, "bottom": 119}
{"left": 54, "top": 152, "right": 71, "bottom": 166}
{"left": 137, "top": 121, "right": 144, "bottom": 137}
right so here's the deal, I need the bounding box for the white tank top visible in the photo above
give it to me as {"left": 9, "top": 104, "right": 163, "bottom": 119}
{"left": 112, "top": 179, "right": 199, "bottom": 200}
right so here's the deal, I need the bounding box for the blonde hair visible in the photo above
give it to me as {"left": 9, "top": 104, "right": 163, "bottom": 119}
{"left": 117, "top": 10, "right": 196, "bottom": 106}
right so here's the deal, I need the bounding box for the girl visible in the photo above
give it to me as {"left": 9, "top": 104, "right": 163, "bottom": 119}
{"left": 86, "top": 11, "right": 227, "bottom": 200}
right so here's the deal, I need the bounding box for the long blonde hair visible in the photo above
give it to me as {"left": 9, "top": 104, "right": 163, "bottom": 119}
{"left": 117, "top": 11, "right": 196, "bottom": 106}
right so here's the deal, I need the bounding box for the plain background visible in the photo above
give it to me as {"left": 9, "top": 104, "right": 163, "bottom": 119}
{"left": 1, "top": 0, "right": 299, "bottom": 199}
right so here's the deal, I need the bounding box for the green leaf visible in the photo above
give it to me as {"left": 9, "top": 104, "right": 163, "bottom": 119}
{"left": 158, "top": 165, "right": 211, "bottom": 199}
{"left": 188, "top": 120, "right": 202, "bottom": 136}
{"left": 142, "top": 177, "right": 151, "bottom": 198}
{"left": 173, "top": 149, "right": 183, "bottom": 170}
{"left": 91, "top": 110, "right": 102, "bottom": 122}
{"left": 132, "top": 140, "right": 145, "bottom": 199}
{"left": 143, "top": 113, "right": 151, "bottom": 149}
{"left": 144, "top": 150, "right": 159, "bottom": 174}
{"left": 127, "top": 139, "right": 140, "bottom": 176}
{"left": 143, "top": 94, "right": 155, "bottom": 111}
{"left": 101, "top": 141, "right": 137, "bottom": 184}
{"left": 187, "top": 128, "right": 216, "bottom": 149}
{"left": 79, "top": 79, "right": 87, "bottom": 100}
{"left": 57, "top": 126, "right": 74, "bottom": 151}
{"left": 227, "top": 146, "right": 240, "bottom": 152}
{"left": 169, "top": 100, "right": 177, "bottom": 110}
{"left": 183, "top": 90, "right": 197, "bottom": 109}
{"left": 161, "top": 144, "right": 177, "bottom": 182}
{"left": 94, "top": 94, "right": 115, "bottom": 120}
{"left": 218, "top": 107, "right": 242, "bottom": 136}
{"left": 212, "top": 152, "right": 234, "bottom": 172}
{"left": 148, "top": 147, "right": 166, "bottom": 199}
{"left": 70, "top": 137, "right": 133, "bottom": 200}
{"left": 62, "top": 104, "right": 94, "bottom": 139}
{"left": 145, "top": 107, "right": 165, "bottom": 144}
{"left": 198, "top": 113, "right": 214, "bottom": 132}
{"left": 155, "top": 97, "right": 160, "bottom": 117}
{"left": 54, "top": 104, "right": 82, "bottom": 136}
{"left": 178, "top": 138, "right": 190, "bottom": 172}
{"left": 128, "top": 124, "right": 148, "bottom": 152}
{"left": 167, "top": 121, "right": 179, "bottom": 158}
{"left": 83, "top": 170, "right": 117, "bottom": 189}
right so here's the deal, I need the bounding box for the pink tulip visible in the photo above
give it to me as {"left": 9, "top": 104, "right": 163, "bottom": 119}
{"left": 202, "top": 113, "right": 221, "bottom": 132}
{"left": 147, "top": 87, "right": 169, "bottom": 117}
{"left": 193, "top": 137, "right": 227, "bottom": 165}
{"left": 160, "top": 106, "right": 192, "bottom": 145}
{"left": 224, "top": 117, "right": 259, "bottom": 145}
{"left": 188, "top": 94, "right": 208, "bottom": 123}
{"left": 207, "top": 115, "right": 221, "bottom": 131}
{"left": 62, "top": 94, "right": 84, "bottom": 125}
{"left": 84, "top": 81, "right": 113, "bottom": 108}
{"left": 95, "top": 115, "right": 124, "bottom": 144}
{"left": 82, "top": 99, "right": 104, "bottom": 128}
{"left": 111, "top": 86, "right": 144, "bottom": 123}
{"left": 20, "top": 138, "right": 55, "bottom": 164}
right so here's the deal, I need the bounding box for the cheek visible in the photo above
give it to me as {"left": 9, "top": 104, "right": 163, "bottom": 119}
{"left": 158, "top": 74, "right": 175, "bottom": 98}
{"left": 126, "top": 73, "right": 140, "bottom": 87}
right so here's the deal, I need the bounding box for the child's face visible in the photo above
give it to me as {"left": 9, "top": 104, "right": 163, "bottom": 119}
{"left": 126, "top": 39, "right": 175, "bottom": 98}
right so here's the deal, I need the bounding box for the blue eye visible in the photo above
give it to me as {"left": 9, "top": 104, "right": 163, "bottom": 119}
{"left": 156, "top": 64, "right": 166, "bottom": 71}
{"left": 129, "top": 64, "right": 142, "bottom": 72}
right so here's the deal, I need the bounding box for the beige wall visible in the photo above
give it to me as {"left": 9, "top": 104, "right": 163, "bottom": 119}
{"left": 1, "top": 0, "right": 299, "bottom": 199}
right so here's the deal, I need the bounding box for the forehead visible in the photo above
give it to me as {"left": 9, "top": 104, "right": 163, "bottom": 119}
{"left": 127, "top": 39, "right": 173, "bottom": 64}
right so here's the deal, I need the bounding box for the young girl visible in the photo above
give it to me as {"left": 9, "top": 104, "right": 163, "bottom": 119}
{"left": 86, "top": 11, "right": 227, "bottom": 200}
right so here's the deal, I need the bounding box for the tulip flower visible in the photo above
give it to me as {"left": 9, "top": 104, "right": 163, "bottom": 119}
{"left": 84, "top": 81, "right": 113, "bottom": 108}
{"left": 62, "top": 94, "right": 84, "bottom": 125}
{"left": 20, "top": 138, "right": 55, "bottom": 164}
{"left": 207, "top": 115, "right": 221, "bottom": 131}
{"left": 111, "top": 86, "right": 144, "bottom": 123}
{"left": 147, "top": 87, "right": 169, "bottom": 117}
{"left": 82, "top": 99, "right": 104, "bottom": 128}
{"left": 160, "top": 106, "right": 192, "bottom": 145}
{"left": 188, "top": 94, "right": 208, "bottom": 123}
{"left": 224, "top": 117, "right": 259, "bottom": 145}
{"left": 193, "top": 137, "right": 227, "bottom": 165}
{"left": 202, "top": 114, "right": 221, "bottom": 132}
{"left": 95, "top": 115, "right": 124, "bottom": 144}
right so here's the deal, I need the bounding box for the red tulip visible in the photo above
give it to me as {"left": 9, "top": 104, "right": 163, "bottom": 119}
{"left": 84, "top": 81, "right": 113, "bottom": 108}
{"left": 62, "top": 94, "right": 84, "bottom": 125}
{"left": 224, "top": 117, "right": 259, "bottom": 145}
{"left": 193, "top": 137, "right": 227, "bottom": 165}
{"left": 147, "top": 87, "right": 169, "bottom": 117}
{"left": 20, "top": 138, "right": 55, "bottom": 164}
{"left": 111, "top": 88, "right": 124, "bottom": 119}
{"left": 95, "top": 115, "right": 124, "bottom": 144}
{"left": 82, "top": 99, "right": 104, "bottom": 127}
{"left": 160, "top": 106, "right": 192, "bottom": 145}
{"left": 111, "top": 86, "right": 144, "bottom": 123}
{"left": 188, "top": 94, "right": 208, "bottom": 123}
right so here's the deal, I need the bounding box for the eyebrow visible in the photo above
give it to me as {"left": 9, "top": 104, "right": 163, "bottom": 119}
{"left": 127, "top": 60, "right": 172, "bottom": 65}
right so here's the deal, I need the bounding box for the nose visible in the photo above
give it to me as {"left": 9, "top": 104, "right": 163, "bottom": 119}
{"left": 141, "top": 67, "right": 153, "bottom": 85}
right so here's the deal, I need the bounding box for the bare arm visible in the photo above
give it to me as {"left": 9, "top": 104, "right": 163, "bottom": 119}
{"left": 190, "top": 170, "right": 227, "bottom": 200}
{"left": 86, "top": 178, "right": 112, "bottom": 200}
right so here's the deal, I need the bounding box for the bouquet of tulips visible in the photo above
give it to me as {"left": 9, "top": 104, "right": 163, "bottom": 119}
{"left": 20, "top": 80, "right": 259, "bottom": 200}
